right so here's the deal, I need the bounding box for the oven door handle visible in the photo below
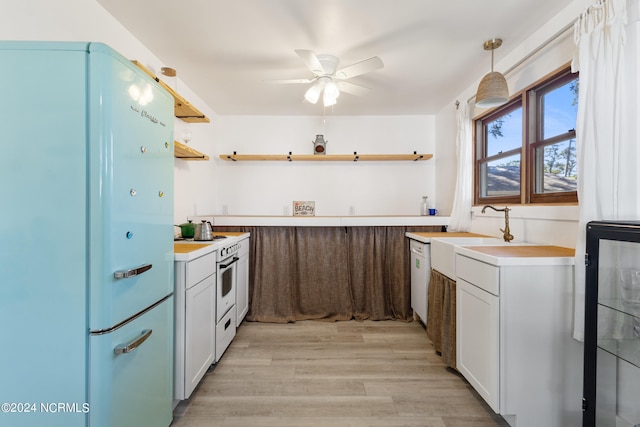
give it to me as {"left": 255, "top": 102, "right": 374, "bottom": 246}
{"left": 220, "top": 256, "right": 239, "bottom": 269}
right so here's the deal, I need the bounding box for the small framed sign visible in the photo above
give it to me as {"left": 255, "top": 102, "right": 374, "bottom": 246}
{"left": 293, "top": 201, "right": 315, "bottom": 216}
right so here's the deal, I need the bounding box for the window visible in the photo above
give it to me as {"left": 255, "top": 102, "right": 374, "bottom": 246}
{"left": 474, "top": 66, "right": 578, "bottom": 205}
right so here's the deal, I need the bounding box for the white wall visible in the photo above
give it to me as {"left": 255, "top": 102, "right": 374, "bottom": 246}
{"left": 2, "top": 0, "right": 598, "bottom": 240}
{"left": 1, "top": 0, "right": 436, "bottom": 223}
{"left": 183, "top": 115, "right": 436, "bottom": 218}
{"left": 434, "top": 0, "right": 593, "bottom": 247}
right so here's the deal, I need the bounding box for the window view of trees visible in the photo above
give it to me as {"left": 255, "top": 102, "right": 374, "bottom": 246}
{"left": 475, "top": 67, "right": 578, "bottom": 204}
{"left": 538, "top": 77, "right": 578, "bottom": 193}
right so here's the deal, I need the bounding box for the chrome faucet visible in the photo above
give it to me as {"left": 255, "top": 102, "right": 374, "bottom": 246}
{"left": 481, "top": 205, "right": 514, "bottom": 242}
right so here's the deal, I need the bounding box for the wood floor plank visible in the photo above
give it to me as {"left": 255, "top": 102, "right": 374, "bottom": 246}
{"left": 186, "top": 395, "right": 398, "bottom": 417}
{"left": 171, "top": 320, "right": 508, "bottom": 426}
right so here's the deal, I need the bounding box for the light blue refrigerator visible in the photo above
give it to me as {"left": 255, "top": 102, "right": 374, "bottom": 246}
{"left": 0, "top": 41, "right": 175, "bottom": 426}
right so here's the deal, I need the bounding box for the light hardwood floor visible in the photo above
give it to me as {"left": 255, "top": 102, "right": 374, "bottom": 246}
{"left": 171, "top": 320, "right": 508, "bottom": 427}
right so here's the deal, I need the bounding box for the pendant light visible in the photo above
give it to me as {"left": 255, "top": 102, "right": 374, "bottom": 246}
{"left": 475, "top": 38, "right": 509, "bottom": 108}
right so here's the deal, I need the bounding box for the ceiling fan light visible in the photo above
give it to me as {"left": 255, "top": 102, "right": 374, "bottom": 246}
{"left": 475, "top": 71, "right": 509, "bottom": 108}
{"left": 323, "top": 81, "right": 340, "bottom": 106}
{"left": 324, "top": 81, "right": 339, "bottom": 98}
{"left": 323, "top": 93, "right": 338, "bottom": 107}
{"left": 304, "top": 83, "right": 322, "bottom": 104}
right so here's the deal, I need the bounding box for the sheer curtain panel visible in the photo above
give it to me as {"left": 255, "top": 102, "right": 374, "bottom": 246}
{"left": 448, "top": 101, "right": 473, "bottom": 232}
{"left": 572, "top": 0, "right": 632, "bottom": 340}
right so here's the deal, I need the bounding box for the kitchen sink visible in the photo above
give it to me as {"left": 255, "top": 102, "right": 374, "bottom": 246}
{"left": 430, "top": 236, "right": 528, "bottom": 280}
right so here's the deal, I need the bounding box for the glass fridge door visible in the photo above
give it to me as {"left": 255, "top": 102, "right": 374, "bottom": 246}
{"left": 585, "top": 221, "right": 640, "bottom": 427}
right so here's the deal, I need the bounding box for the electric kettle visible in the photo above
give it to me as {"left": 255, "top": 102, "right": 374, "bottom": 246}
{"left": 194, "top": 220, "right": 213, "bottom": 241}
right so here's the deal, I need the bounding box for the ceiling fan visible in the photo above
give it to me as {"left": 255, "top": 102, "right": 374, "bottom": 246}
{"left": 271, "top": 49, "right": 384, "bottom": 107}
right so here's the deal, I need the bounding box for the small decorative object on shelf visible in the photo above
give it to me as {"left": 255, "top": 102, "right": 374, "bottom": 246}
{"left": 293, "top": 201, "right": 315, "bottom": 216}
{"left": 421, "top": 196, "right": 429, "bottom": 216}
{"left": 313, "top": 135, "right": 327, "bottom": 155}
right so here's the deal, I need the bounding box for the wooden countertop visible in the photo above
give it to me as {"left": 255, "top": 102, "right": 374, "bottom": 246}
{"left": 405, "top": 231, "right": 490, "bottom": 243}
{"left": 465, "top": 245, "right": 575, "bottom": 258}
{"left": 173, "top": 232, "right": 250, "bottom": 261}
{"left": 410, "top": 232, "right": 489, "bottom": 238}
{"left": 455, "top": 244, "right": 576, "bottom": 266}
{"left": 174, "top": 243, "right": 212, "bottom": 254}
{"left": 212, "top": 215, "right": 449, "bottom": 227}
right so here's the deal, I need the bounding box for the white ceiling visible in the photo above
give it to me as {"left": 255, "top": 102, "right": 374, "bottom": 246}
{"left": 98, "top": 0, "right": 575, "bottom": 116}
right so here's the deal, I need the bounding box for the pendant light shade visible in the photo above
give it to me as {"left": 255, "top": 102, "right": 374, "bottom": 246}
{"left": 475, "top": 39, "right": 509, "bottom": 108}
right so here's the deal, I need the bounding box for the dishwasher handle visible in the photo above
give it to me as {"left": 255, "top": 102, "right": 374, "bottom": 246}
{"left": 411, "top": 247, "right": 424, "bottom": 256}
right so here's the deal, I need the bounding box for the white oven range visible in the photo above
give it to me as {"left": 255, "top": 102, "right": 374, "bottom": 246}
{"left": 214, "top": 238, "right": 240, "bottom": 362}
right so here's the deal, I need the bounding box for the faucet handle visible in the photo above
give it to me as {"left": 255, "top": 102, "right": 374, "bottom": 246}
{"left": 500, "top": 228, "right": 514, "bottom": 242}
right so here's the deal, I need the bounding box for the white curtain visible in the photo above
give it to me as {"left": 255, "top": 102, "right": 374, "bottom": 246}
{"left": 572, "top": 0, "right": 632, "bottom": 340}
{"left": 447, "top": 101, "right": 473, "bottom": 232}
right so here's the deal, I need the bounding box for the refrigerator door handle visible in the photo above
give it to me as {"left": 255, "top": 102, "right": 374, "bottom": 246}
{"left": 114, "top": 329, "right": 152, "bottom": 354}
{"left": 114, "top": 263, "right": 152, "bottom": 279}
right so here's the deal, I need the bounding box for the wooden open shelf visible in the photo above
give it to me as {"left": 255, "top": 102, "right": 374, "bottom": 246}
{"left": 220, "top": 153, "right": 433, "bottom": 162}
{"left": 132, "top": 61, "right": 210, "bottom": 123}
{"left": 175, "top": 141, "right": 209, "bottom": 160}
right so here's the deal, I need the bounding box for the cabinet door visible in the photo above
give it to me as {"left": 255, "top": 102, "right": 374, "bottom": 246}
{"left": 585, "top": 233, "right": 640, "bottom": 426}
{"left": 236, "top": 253, "right": 249, "bottom": 324}
{"left": 457, "top": 278, "right": 499, "bottom": 413}
{"left": 185, "top": 274, "right": 216, "bottom": 398}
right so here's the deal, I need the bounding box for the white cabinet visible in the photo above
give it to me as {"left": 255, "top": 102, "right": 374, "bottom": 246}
{"left": 455, "top": 249, "right": 583, "bottom": 427}
{"left": 236, "top": 237, "right": 250, "bottom": 325}
{"left": 457, "top": 277, "right": 499, "bottom": 411}
{"left": 184, "top": 274, "right": 215, "bottom": 397}
{"left": 174, "top": 251, "right": 216, "bottom": 401}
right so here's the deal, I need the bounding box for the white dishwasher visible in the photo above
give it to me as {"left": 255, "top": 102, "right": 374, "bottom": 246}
{"left": 409, "top": 239, "right": 430, "bottom": 323}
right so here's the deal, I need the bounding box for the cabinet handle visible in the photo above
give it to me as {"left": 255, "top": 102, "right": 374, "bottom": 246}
{"left": 225, "top": 319, "right": 232, "bottom": 330}
{"left": 114, "top": 329, "right": 152, "bottom": 354}
{"left": 114, "top": 263, "right": 152, "bottom": 279}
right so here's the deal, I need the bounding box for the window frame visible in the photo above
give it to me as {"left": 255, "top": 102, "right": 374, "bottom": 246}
{"left": 475, "top": 99, "right": 524, "bottom": 206}
{"left": 474, "top": 64, "right": 578, "bottom": 206}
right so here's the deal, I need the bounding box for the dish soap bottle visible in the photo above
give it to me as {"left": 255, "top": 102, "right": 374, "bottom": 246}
{"left": 420, "top": 196, "right": 429, "bottom": 216}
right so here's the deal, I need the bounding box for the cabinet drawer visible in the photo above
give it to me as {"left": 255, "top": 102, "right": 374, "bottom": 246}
{"left": 215, "top": 305, "right": 237, "bottom": 363}
{"left": 456, "top": 254, "right": 499, "bottom": 296}
{"left": 186, "top": 251, "right": 216, "bottom": 289}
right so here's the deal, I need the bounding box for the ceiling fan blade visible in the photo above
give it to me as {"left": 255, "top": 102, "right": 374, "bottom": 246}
{"left": 336, "top": 56, "right": 384, "bottom": 80}
{"left": 295, "top": 49, "right": 325, "bottom": 74}
{"left": 265, "top": 78, "right": 314, "bottom": 84}
{"left": 336, "top": 81, "right": 371, "bottom": 97}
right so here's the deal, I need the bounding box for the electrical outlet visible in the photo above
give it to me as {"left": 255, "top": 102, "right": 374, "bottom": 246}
{"left": 222, "top": 205, "right": 228, "bottom": 215}
{"left": 348, "top": 205, "right": 355, "bottom": 216}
